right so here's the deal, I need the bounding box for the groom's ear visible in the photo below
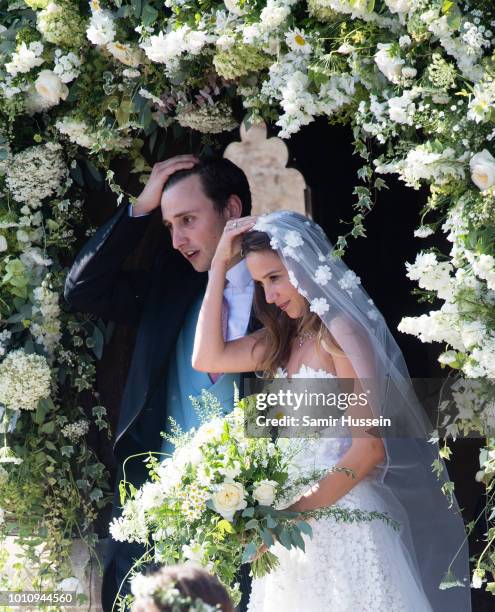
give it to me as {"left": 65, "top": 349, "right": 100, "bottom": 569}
{"left": 224, "top": 194, "right": 243, "bottom": 220}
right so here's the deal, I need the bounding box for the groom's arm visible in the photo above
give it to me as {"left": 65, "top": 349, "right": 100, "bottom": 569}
{"left": 65, "top": 155, "right": 199, "bottom": 325}
{"left": 64, "top": 198, "right": 154, "bottom": 326}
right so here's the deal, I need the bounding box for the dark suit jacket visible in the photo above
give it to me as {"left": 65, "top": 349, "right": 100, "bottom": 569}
{"left": 64, "top": 201, "right": 256, "bottom": 610}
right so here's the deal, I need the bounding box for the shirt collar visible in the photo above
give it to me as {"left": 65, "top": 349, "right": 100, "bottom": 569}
{"left": 226, "top": 258, "right": 252, "bottom": 289}
{"left": 207, "top": 258, "right": 253, "bottom": 288}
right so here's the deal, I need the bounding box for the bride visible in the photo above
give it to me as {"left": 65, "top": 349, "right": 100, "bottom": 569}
{"left": 192, "top": 210, "right": 471, "bottom": 612}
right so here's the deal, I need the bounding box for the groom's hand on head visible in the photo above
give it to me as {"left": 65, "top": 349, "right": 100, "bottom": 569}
{"left": 131, "top": 154, "right": 199, "bottom": 217}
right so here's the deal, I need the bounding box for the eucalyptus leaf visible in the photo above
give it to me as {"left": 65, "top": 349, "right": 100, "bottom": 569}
{"left": 241, "top": 542, "right": 257, "bottom": 564}
{"left": 261, "top": 528, "right": 274, "bottom": 547}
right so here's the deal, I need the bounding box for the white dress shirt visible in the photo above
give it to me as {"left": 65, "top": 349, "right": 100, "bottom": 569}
{"left": 223, "top": 259, "right": 255, "bottom": 340}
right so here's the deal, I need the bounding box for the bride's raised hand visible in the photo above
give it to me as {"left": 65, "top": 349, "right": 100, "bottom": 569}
{"left": 211, "top": 216, "right": 257, "bottom": 268}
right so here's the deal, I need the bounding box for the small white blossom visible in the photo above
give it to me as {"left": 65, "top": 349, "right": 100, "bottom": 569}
{"left": 310, "top": 297, "right": 330, "bottom": 316}
{"left": 314, "top": 265, "right": 332, "bottom": 285}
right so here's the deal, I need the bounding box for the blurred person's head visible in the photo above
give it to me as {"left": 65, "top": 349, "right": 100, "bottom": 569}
{"left": 161, "top": 158, "right": 252, "bottom": 272}
{"left": 130, "top": 563, "right": 234, "bottom": 612}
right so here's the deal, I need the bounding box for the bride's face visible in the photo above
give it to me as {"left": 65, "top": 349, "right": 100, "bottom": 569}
{"left": 246, "top": 250, "right": 306, "bottom": 319}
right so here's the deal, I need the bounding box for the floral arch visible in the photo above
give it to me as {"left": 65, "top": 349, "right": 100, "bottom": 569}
{"left": 0, "top": 0, "right": 494, "bottom": 599}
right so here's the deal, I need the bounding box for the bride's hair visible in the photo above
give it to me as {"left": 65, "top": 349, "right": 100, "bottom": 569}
{"left": 241, "top": 230, "right": 342, "bottom": 375}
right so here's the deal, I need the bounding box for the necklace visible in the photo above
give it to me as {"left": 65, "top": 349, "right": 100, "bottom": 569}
{"left": 297, "top": 330, "right": 315, "bottom": 348}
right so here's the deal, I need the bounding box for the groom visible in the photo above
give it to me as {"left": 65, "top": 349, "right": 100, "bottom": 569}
{"left": 64, "top": 155, "right": 256, "bottom": 611}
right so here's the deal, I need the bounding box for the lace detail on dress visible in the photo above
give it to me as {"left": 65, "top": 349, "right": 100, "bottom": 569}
{"left": 247, "top": 364, "right": 432, "bottom": 612}
{"left": 274, "top": 363, "right": 336, "bottom": 379}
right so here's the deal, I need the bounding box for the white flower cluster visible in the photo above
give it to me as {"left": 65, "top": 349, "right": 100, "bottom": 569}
{"left": 55, "top": 117, "right": 98, "bottom": 148}
{"left": 109, "top": 499, "right": 148, "bottom": 544}
{"left": 405, "top": 252, "right": 453, "bottom": 301}
{"left": 141, "top": 26, "right": 209, "bottom": 75}
{"left": 61, "top": 419, "right": 89, "bottom": 441}
{"left": 176, "top": 103, "right": 238, "bottom": 134}
{"left": 261, "top": 50, "right": 357, "bottom": 137}
{"left": 55, "top": 117, "right": 132, "bottom": 151}
{"left": 5, "top": 142, "right": 68, "bottom": 207}
{"left": 5, "top": 41, "right": 44, "bottom": 76}
{"left": 177, "top": 482, "right": 210, "bottom": 521}
{"left": 86, "top": 6, "right": 116, "bottom": 46}
{"left": 31, "top": 279, "right": 62, "bottom": 356}
{"left": 0, "top": 349, "right": 51, "bottom": 412}
{"left": 376, "top": 145, "right": 467, "bottom": 189}
{"left": 0, "top": 331, "right": 12, "bottom": 358}
{"left": 53, "top": 50, "right": 81, "bottom": 83}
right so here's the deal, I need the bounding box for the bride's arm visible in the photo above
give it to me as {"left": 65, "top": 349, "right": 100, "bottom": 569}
{"left": 192, "top": 256, "right": 267, "bottom": 373}
{"left": 192, "top": 217, "right": 268, "bottom": 374}
{"left": 286, "top": 320, "right": 385, "bottom": 513}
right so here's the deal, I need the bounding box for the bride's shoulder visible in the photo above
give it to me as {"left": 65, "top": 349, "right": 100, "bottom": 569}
{"left": 328, "top": 314, "right": 360, "bottom": 338}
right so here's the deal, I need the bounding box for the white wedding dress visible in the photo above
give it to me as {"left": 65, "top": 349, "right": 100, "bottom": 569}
{"left": 246, "top": 364, "right": 433, "bottom": 612}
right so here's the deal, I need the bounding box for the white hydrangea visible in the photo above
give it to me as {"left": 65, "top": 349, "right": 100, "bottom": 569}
{"left": 5, "top": 41, "right": 44, "bottom": 76}
{"left": 310, "top": 297, "right": 330, "bottom": 316}
{"left": 53, "top": 50, "right": 81, "bottom": 83}
{"left": 260, "top": 0, "right": 290, "bottom": 31}
{"left": 0, "top": 349, "right": 51, "bottom": 411}
{"left": 5, "top": 142, "right": 68, "bottom": 207}
{"left": 314, "top": 265, "right": 332, "bottom": 285}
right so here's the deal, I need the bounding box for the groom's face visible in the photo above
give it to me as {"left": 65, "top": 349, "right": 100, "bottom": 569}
{"left": 161, "top": 174, "right": 228, "bottom": 272}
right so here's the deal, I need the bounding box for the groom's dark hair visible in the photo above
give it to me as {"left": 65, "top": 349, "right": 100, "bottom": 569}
{"left": 163, "top": 157, "right": 252, "bottom": 217}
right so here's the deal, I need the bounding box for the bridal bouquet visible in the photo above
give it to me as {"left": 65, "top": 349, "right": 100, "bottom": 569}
{"left": 110, "top": 389, "right": 397, "bottom": 607}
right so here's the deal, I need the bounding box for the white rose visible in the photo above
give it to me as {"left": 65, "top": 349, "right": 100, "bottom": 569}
{"left": 106, "top": 42, "right": 143, "bottom": 67}
{"left": 374, "top": 43, "right": 404, "bottom": 83}
{"left": 35, "top": 70, "right": 69, "bottom": 106}
{"left": 195, "top": 419, "right": 224, "bottom": 445}
{"left": 470, "top": 149, "right": 495, "bottom": 191}
{"left": 252, "top": 480, "right": 278, "bottom": 506}
{"left": 211, "top": 479, "right": 247, "bottom": 521}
